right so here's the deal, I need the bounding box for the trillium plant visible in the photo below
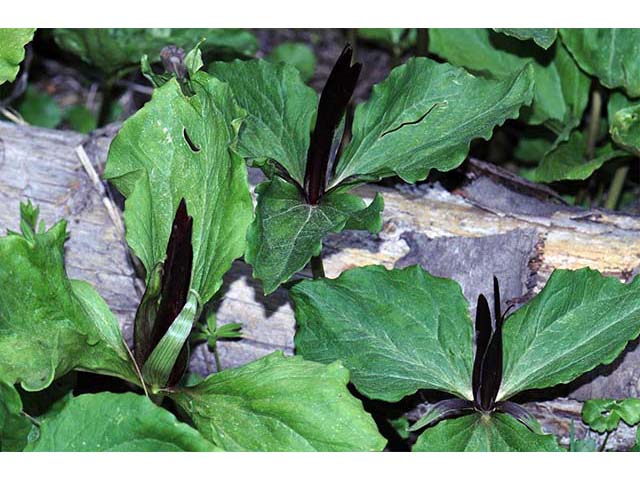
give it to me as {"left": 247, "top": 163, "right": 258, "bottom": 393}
{"left": 1, "top": 28, "right": 640, "bottom": 452}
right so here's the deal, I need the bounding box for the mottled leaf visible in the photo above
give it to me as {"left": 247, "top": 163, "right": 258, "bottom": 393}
{"left": 331, "top": 56, "right": 535, "bottom": 186}
{"left": 171, "top": 352, "right": 386, "bottom": 451}
{"left": 104, "top": 73, "right": 253, "bottom": 304}
{"left": 25, "top": 392, "right": 218, "bottom": 452}
{"left": 413, "top": 413, "right": 560, "bottom": 452}
{"left": 245, "top": 177, "right": 383, "bottom": 294}
{"left": 499, "top": 269, "right": 640, "bottom": 401}
{"left": 291, "top": 265, "right": 473, "bottom": 402}
{"left": 209, "top": 59, "right": 318, "bottom": 186}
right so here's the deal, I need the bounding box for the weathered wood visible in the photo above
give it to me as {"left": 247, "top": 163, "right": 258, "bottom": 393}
{"left": 1, "top": 121, "right": 639, "bottom": 448}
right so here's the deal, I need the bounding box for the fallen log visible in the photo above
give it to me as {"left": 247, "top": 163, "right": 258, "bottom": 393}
{"left": 1, "top": 121, "right": 638, "bottom": 449}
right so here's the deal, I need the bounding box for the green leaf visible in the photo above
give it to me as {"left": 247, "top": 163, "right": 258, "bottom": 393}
{"left": 291, "top": 265, "right": 473, "bottom": 402}
{"left": 499, "top": 268, "right": 640, "bottom": 401}
{"left": 0, "top": 28, "right": 35, "bottom": 85}
{"left": 357, "top": 28, "right": 416, "bottom": 52}
{"left": 267, "top": 42, "right": 317, "bottom": 82}
{"left": 64, "top": 105, "right": 97, "bottom": 133}
{"left": 331, "top": 56, "right": 535, "bottom": 186}
{"left": 608, "top": 91, "right": 640, "bottom": 156}
{"left": 25, "top": 392, "right": 218, "bottom": 452}
{"left": 104, "top": 73, "right": 253, "bottom": 304}
{"left": 582, "top": 399, "right": 640, "bottom": 433}
{"left": 17, "top": 86, "right": 63, "bottom": 129}
{"left": 0, "top": 381, "right": 32, "bottom": 451}
{"left": 493, "top": 28, "right": 558, "bottom": 49}
{"left": 53, "top": 28, "right": 257, "bottom": 75}
{"left": 245, "top": 177, "right": 383, "bottom": 294}
{"left": 413, "top": 413, "right": 560, "bottom": 452}
{"left": 171, "top": 352, "right": 386, "bottom": 451}
{"left": 560, "top": 28, "right": 640, "bottom": 98}
{"left": 209, "top": 59, "right": 318, "bottom": 186}
{"left": 530, "top": 131, "right": 625, "bottom": 182}
{"left": 428, "top": 28, "right": 589, "bottom": 130}
{"left": 0, "top": 207, "right": 138, "bottom": 391}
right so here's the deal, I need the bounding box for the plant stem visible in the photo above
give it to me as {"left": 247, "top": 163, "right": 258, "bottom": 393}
{"left": 605, "top": 164, "right": 630, "bottom": 210}
{"left": 416, "top": 29, "right": 429, "bottom": 57}
{"left": 310, "top": 255, "right": 325, "bottom": 279}
{"left": 212, "top": 343, "right": 222, "bottom": 373}
{"left": 599, "top": 431, "right": 611, "bottom": 452}
{"left": 586, "top": 88, "right": 602, "bottom": 161}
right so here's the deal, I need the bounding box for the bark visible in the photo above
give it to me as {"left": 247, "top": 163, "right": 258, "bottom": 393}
{"left": 1, "top": 121, "right": 638, "bottom": 449}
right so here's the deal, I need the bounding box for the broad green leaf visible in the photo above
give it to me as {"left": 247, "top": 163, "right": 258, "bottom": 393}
{"left": 171, "top": 352, "right": 386, "bottom": 452}
{"left": 560, "top": 28, "right": 640, "bottom": 98}
{"left": 53, "top": 28, "right": 257, "bottom": 75}
{"left": 17, "top": 86, "right": 63, "bottom": 129}
{"left": 104, "top": 73, "right": 253, "bottom": 304}
{"left": 245, "top": 177, "right": 383, "bottom": 294}
{"left": 0, "top": 381, "right": 32, "bottom": 451}
{"left": 493, "top": 28, "right": 558, "bottom": 49}
{"left": 291, "top": 265, "right": 473, "bottom": 402}
{"left": 608, "top": 92, "right": 640, "bottom": 156}
{"left": 331, "top": 57, "right": 535, "bottom": 186}
{"left": 499, "top": 269, "right": 640, "bottom": 401}
{"left": 0, "top": 208, "right": 138, "bottom": 391}
{"left": 428, "top": 29, "right": 589, "bottom": 130}
{"left": 530, "top": 131, "right": 625, "bottom": 182}
{"left": 267, "top": 42, "right": 317, "bottom": 82}
{"left": 209, "top": 59, "right": 317, "bottom": 186}
{"left": 0, "top": 28, "right": 35, "bottom": 85}
{"left": 357, "top": 28, "right": 417, "bottom": 52}
{"left": 26, "top": 392, "right": 218, "bottom": 452}
{"left": 582, "top": 399, "right": 640, "bottom": 433}
{"left": 413, "top": 413, "right": 560, "bottom": 452}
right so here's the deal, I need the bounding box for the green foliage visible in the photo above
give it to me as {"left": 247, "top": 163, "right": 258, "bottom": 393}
{"left": 246, "top": 178, "right": 383, "bottom": 294}
{"left": 292, "top": 265, "right": 640, "bottom": 451}
{"left": 608, "top": 92, "right": 640, "bottom": 156}
{"left": 413, "top": 413, "right": 561, "bottom": 452}
{"left": 0, "top": 204, "right": 138, "bottom": 391}
{"left": 171, "top": 352, "right": 386, "bottom": 451}
{"left": 493, "top": 28, "right": 558, "bottom": 49}
{"left": 357, "top": 28, "right": 416, "bottom": 53}
{"left": 104, "top": 73, "right": 253, "bottom": 305}
{"left": 53, "top": 28, "right": 257, "bottom": 76}
{"left": 17, "top": 86, "right": 63, "bottom": 128}
{"left": 332, "top": 57, "right": 535, "bottom": 185}
{"left": 429, "top": 28, "right": 589, "bottom": 131}
{"left": 25, "top": 392, "right": 218, "bottom": 452}
{"left": 0, "top": 381, "right": 32, "bottom": 451}
{"left": 529, "top": 131, "right": 624, "bottom": 182}
{"left": 292, "top": 265, "right": 473, "bottom": 402}
{"left": 499, "top": 269, "right": 640, "bottom": 400}
{"left": 0, "top": 28, "right": 35, "bottom": 85}
{"left": 582, "top": 399, "right": 640, "bottom": 433}
{"left": 560, "top": 29, "right": 640, "bottom": 97}
{"left": 267, "top": 42, "right": 317, "bottom": 82}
